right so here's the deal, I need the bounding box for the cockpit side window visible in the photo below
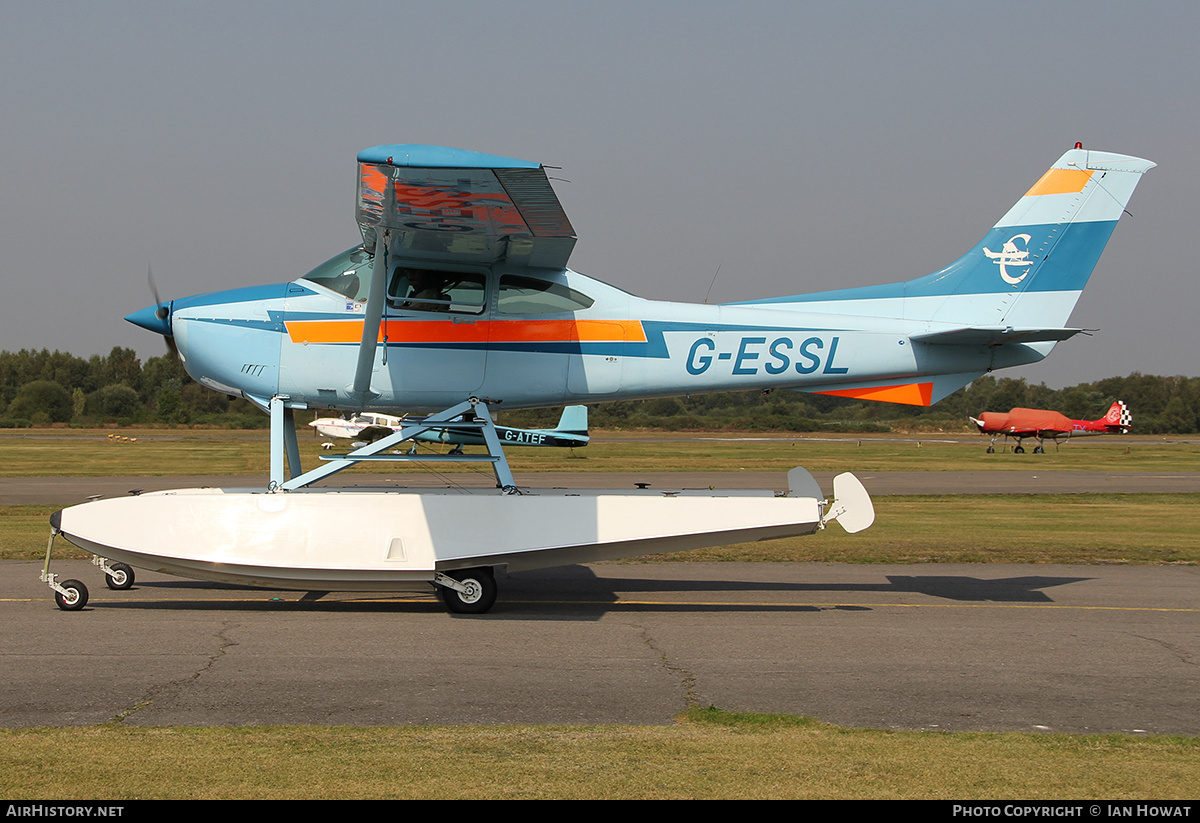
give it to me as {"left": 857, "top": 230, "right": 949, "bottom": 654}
{"left": 387, "top": 267, "right": 487, "bottom": 314}
{"left": 498, "top": 275, "right": 595, "bottom": 314}
{"left": 299, "top": 247, "right": 374, "bottom": 302}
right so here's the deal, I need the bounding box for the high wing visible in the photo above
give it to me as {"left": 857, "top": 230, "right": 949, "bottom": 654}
{"left": 350, "top": 145, "right": 576, "bottom": 399}
{"left": 355, "top": 145, "right": 576, "bottom": 271}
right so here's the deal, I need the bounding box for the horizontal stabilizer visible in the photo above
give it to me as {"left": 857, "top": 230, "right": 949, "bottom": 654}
{"left": 911, "top": 327, "right": 1083, "bottom": 347}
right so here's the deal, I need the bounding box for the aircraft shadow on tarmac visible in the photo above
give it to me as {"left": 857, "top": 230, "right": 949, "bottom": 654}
{"left": 504, "top": 567, "right": 1091, "bottom": 607}
{"left": 92, "top": 566, "right": 1092, "bottom": 620}
{"left": 879, "top": 575, "right": 1090, "bottom": 602}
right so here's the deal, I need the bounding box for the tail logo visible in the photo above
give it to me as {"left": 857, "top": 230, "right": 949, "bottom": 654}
{"left": 983, "top": 233, "right": 1034, "bottom": 285}
{"left": 1107, "top": 401, "right": 1132, "bottom": 428}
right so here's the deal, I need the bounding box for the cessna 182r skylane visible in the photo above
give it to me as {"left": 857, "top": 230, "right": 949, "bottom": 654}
{"left": 44, "top": 142, "right": 1153, "bottom": 613}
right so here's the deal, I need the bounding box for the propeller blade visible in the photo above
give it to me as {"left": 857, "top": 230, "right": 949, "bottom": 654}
{"left": 146, "top": 264, "right": 180, "bottom": 359}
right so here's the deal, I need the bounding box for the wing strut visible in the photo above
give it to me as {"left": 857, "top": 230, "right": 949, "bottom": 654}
{"left": 351, "top": 175, "right": 394, "bottom": 400}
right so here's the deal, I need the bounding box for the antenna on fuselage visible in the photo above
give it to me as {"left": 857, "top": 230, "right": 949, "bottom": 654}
{"left": 703, "top": 261, "right": 724, "bottom": 304}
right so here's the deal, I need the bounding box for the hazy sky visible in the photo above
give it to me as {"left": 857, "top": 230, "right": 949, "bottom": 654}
{"left": 2, "top": 1, "right": 1195, "bottom": 390}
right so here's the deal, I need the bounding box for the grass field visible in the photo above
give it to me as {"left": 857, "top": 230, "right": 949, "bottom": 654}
{"left": 3, "top": 426, "right": 1199, "bottom": 475}
{"left": 3, "top": 710, "right": 1197, "bottom": 800}
{"left": 3, "top": 428, "right": 1198, "bottom": 799}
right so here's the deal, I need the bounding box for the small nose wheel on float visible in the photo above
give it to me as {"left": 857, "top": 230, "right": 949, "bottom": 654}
{"left": 41, "top": 516, "right": 140, "bottom": 610}
{"left": 40, "top": 529, "right": 90, "bottom": 611}
{"left": 50, "top": 577, "right": 89, "bottom": 611}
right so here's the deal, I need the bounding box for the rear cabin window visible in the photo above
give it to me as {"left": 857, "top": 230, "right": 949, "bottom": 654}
{"left": 498, "top": 275, "right": 594, "bottom": 314}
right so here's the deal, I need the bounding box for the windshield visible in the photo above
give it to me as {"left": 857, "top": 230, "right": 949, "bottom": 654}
{"left": 300, "top": 247, "right": 374, "bottom": 302}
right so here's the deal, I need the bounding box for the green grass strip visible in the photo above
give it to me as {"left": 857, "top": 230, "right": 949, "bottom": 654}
{"left": 1, "top": 716, "right": 1196, "bottom": 799}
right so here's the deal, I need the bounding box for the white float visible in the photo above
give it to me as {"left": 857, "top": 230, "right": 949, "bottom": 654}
{"left": 45, "top": 468, "right": 872, "bottom": 614}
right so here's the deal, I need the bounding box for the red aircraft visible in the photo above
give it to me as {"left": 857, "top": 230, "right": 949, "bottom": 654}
{"left": 970, "top": 401, "right": 1131, "bottom": 453}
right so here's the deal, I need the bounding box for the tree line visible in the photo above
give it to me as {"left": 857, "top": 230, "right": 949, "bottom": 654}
{"left": 0, "top": 347, "right": 262, "bottom": 429}
{"left": 2, "top": 346, "right": 1198, "bottom": 434}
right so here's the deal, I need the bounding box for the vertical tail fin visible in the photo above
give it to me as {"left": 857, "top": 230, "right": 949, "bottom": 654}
{"left": 744, "top": 147, "right": 1155, "bottom": 330}
{"left": 920, "top": 148, "right": 1156, "bottom": 329}
{"left": 555, "top": 405, "right": 588, "bottom": 434}
{"left": 1101, "top": 400, "right": 1131, "bottom": 431}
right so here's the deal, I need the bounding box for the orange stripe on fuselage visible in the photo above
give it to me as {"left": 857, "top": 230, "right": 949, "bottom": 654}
{"left": 815, "top": 382, "right": 934, "bottom": 407}
{"left": 1024, "top": 167, "right": 1094, "bottom": 197}
{"left": 285, "top": 318, "right": 647, "bottom": 345}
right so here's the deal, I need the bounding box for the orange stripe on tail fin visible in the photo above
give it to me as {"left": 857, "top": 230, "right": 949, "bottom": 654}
{"left": 1024, "top": 167, "right": 1094, "bottom": 197}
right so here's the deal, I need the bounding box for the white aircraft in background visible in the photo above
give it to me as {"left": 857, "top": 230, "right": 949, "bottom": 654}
{"left": 310, "top": 405, "right": 589, "bottom": 450}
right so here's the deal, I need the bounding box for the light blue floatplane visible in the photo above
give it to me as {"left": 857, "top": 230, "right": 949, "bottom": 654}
{"left": 43, "top": 141, "right": 1153, "bottom": 612}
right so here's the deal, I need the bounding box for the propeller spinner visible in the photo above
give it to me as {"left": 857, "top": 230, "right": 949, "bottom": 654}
{"left": 126, "top": 266, "right": 179, "bottom": 357}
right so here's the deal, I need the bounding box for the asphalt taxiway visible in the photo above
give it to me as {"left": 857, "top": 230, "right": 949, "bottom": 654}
{"left": 4, "top": 559, "right": 1197, "bottom": 733}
